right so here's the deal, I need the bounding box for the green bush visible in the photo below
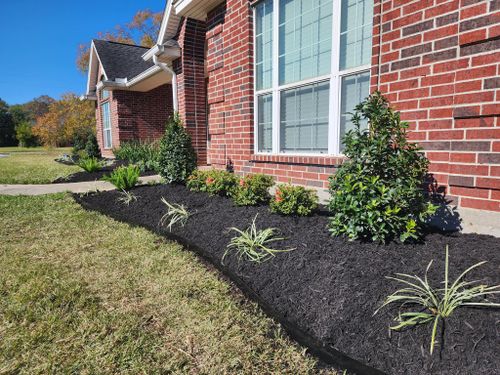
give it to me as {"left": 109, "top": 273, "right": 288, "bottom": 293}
{"left": 72, "top": 130, "right": 100, "bottom": 159}
{"left": 328, "top": 92, "right": 436, "bottom": 243}
{"left": 78, "top": 157, "right": 105, "bottom": 173}
{"left": 102, "top": 165, "right": 140, "bottom": 191}
{"left": 187, "top": 169, "right": 237, "bottom": 196}
{"left": 157, "top": 114, "right": 197, "bottom": 183}
{"left": 270, "top": 184, "right": 318, "bottom": 216}
{"left": 231, "top": 174, "right": 274, "bottom": 206}
{"left": 114, "top": 140, "right": 159, "bottom": 172}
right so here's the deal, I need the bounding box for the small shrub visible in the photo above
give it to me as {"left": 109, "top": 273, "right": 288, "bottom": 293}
{"left": 270, "top": 184, "right": 318, "bottom": 216}
{"left": 114, "top": 140, "right": 159, "bottom": 172}
{"left": 328, "top": 92, "right": 437, "bottom": 243}
{"left": 160, "top": 197, "right": 190, "bottom": 231}
{"left": 157, "top": 114, "right": 197, "bottom": 183}
{"left": 78, "top": 157, "right": 105, "bottom": 173}
{"left": 72, "top": 129, "right": 100, "bottom": 159}
{"left": 375, "top": 245, "right": 500, "bottom": 354}
{"left": 187, "top": 169, "right": 237, "bottom": 196}
{"left": 231, "top": 174, "right": 274, "bottom": 206}
{"left": 84, "top": 132, "right": 101, "bottom": 159}
{"left": 223, "top": 215, "right": 294, "bottom": 264}
{"left": 117, "top": 190, "right": 138, "bottom": 206}
{"left": 102, "top": 165, "right": 140, "bottom": 190}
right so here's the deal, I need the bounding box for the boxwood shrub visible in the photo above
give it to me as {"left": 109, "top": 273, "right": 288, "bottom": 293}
{"left": 328, "top": 92, "right": 436, "bottom": 243}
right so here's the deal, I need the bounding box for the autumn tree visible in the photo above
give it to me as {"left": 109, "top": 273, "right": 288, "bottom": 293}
{"left": 33, "top": 93, "right": 95, "bottom": 147}
{"left": 76, "top": 9, "right": 163, "bottom": 73}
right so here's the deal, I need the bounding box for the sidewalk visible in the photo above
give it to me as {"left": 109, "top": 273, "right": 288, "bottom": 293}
{"left": 0, "top": 175, "right": 161, "bottom": 196}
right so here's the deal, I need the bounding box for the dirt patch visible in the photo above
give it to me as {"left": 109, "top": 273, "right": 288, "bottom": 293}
{"left": 54, "top": 161, "right": 156, "bottom": 183}
{"left": 74, "top": 184, "right": 500, "bottom": 375}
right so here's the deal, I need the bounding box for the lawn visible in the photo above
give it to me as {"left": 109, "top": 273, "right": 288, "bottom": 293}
{"left": 0, "top": 194, "right": 330, "bottom": 374}
{"left": 0, "top": 147, "right": 80, "bottom": 184}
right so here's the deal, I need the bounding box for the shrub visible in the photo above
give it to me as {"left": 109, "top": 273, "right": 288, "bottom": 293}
{"left": 157, "top": 114, "right": 197, "bottom": 183}
{"left": 72, "top": 129, "right": 100, "bottom": 159}
{"left": 187, "top": 169, "right": 237, "bottom": 196}
{"left": 159, "top": 198, "right": 190, "bottom": 232}
{"left": 102, "top": 165, "right": 140, "bottom": 190}
{"left": 114, "top": 140, "right": 159, "bottom": 172}
{"left": 84, "top": 132, "right": 101, "bottom": 159}
{"left": 328, "top": 92, "right": 436, "bottom": 243}
{"left": 223, "top": 215, "right": 294, "bottom": 264}
{"left": 270, "top": 184, "right": 318, "bottom": 216}
{"left": 78, "top": 157, "right": 105, "bottom": 173}
{"left": 375, "top": 245, "right": 500, "bottom": 354}
{"left": 231, "top": 174, "right": 274, "bottom": 206}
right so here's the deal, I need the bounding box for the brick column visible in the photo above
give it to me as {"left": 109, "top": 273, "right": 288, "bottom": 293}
{"left": 174, "top": 18, "right": 208, "bottom": 166}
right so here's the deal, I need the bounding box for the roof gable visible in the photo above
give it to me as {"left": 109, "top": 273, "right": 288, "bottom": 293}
{"left": 93, "top": 40, "right": 155, "bottom": 81}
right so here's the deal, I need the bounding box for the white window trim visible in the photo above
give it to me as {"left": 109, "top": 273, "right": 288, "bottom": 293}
{"left": 253, "top": 0, "right": 372, "bottom": 157}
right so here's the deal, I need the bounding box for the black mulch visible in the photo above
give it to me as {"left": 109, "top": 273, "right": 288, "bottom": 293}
{"left": 74, "top": 184, "right": 500, "bottom": 375}
{"left": 53, "top": 160, "right": 156, "bottom": 183}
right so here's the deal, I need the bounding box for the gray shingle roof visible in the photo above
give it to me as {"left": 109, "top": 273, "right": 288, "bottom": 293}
{"left": 93, "top": 40, "right": 154, "bottom": 81}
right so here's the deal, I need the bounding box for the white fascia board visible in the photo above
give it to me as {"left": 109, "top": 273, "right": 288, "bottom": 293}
{"left": 86, "top": 41, "right": 109, "bottom": 95}
{"left": 126, "top": 65, "right": 162, "bottom": 87}
{"left": 157, "top": 0, "right": 174, "bottom": 45}
{"left": 142, "top": 45, "right": 160, "bottom": 61}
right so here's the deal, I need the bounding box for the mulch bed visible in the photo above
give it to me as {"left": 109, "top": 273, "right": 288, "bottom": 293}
{"left": 74, "top": 184, "right": 500, "bottom": 375}
{"left": 53, "top": 160, "right": 156, "bottom": 183}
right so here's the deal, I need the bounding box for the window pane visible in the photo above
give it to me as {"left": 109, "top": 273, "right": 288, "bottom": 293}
{"left": 280, "top": 81, "right": 329, "bottom": 153}
{"left": 279, "top": 0, "right": 333, "bottom": 85}
{"left": 340, "top": 0, "right": 373, "bottom": 70}
{"left": 255, "top": 0, "right": 273, "bottom": 91}
{"left": 101, "top": 90, "right": 109, "bottom": 100}
{"left": 340, "top": 71, "right": 370, "bottom": 150}
{"left": 257, "top": 94, "right": 273, "bottom": 152}
{"left": 102, "top": 102, "right": 112, "bottom": 149}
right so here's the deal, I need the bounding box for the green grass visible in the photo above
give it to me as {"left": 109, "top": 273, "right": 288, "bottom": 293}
{"left": 0, "top": 194, "right": 333, "bottom": 374}
{"left": 0, "top": 147, "right": 80, "bottom": 184}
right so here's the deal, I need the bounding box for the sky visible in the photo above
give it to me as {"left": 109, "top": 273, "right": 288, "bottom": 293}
{"left": 0, "top": 0, "right": 165, "bottom": 105}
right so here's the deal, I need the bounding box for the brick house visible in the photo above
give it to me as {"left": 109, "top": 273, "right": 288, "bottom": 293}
{"left": 84, "top": 0, "right": 500, "bottom": 226}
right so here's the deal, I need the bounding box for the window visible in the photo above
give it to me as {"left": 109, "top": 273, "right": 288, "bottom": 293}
{"left": 101, "top": 90, "right": 109, "bottom": 100}
{"left": 102, "top": 102, "right": 112, "bottom": 149}
{"left": 254, "top": 0, "right": 373, "bottom": 155}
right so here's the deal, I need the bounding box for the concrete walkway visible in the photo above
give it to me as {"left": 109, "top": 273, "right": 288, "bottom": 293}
{"left": 0, "top": 175, "right": 162, "bottom": 196}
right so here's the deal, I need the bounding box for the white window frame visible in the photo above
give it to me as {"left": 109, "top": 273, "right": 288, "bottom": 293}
{"left": 253, "top": 0, "right": 372, "bottom": 156}
{"left": 101, "top": 101, "right": 112, "bottom": 150}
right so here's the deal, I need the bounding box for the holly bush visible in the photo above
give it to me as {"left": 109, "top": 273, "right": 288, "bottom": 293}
{"left": 328, "top": 92, "right": 436, "bottom": 243}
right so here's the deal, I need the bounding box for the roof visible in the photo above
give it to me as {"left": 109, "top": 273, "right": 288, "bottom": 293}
{"left": 93, "top": 40, "right": 155, "bottom": 81}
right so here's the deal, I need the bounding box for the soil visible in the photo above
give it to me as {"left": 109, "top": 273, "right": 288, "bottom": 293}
{"left": 74, "top": 184, "right": 500, "bottom": 375}
{"left": 53, "top": 160, "right": 156, "bottom": 183}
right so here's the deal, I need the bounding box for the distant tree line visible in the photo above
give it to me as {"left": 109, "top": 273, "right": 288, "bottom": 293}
{"left": 0, "top": 94, "right": 95, "bottom": 148}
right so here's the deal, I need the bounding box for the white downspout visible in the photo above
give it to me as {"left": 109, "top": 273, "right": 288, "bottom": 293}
{"left": 153, "top": 54, "right": 178, "bottom": 112}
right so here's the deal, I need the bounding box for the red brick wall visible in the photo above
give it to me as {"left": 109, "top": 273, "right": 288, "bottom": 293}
{"left": 373, "top": 0, "right": 500, "bottom": 211}
{"left": 174, "top": 18, "right": 208, "bottom": 165}
{"left": 180, "top": 0, "right": 500, "bottom": 212}
{"left": 113, "top": 84, "right": 173, "bottom": 142}
{"left": 95, "top": 82, "right": 173, "bottom": 158}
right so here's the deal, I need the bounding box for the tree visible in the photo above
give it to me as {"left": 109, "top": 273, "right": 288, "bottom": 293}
{"left": 0, "top": 100, "right": 16, "bottom": 147}
{"left": 33, "top": 93, "right": 96, "bottom": 147}
{"left": 76, "top": 9, "right": 163, "bottom": 73}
